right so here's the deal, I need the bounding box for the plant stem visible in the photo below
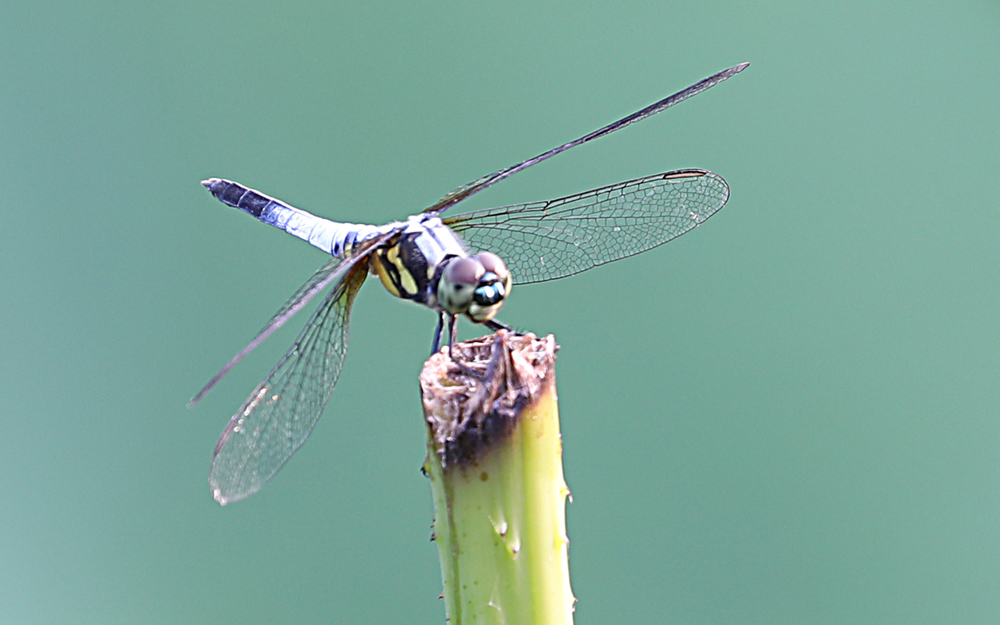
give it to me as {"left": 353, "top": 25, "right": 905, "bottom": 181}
{"left": 420, "top": 332, "right": 574, "bottom": 625}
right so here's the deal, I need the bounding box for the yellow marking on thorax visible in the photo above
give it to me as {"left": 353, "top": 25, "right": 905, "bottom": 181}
{"left": 370, "top": 243, "right": 419, "bottom": 299}
{"left": 369, "top": 253, "right": 399, "bottom": 298}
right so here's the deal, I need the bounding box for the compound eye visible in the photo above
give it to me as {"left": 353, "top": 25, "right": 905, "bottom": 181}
{"left": 465, "top": 252, "right": 512, "bottom": 322}
{"left": 438, "top": 257, "right": 483, "bottom": 314}
{"left": 475, "top": 252, "right": 508, "bottom": 279}
{"left": 473, "top": 251, "right": 512, "bottom": 292}
{"left": 473, "top": 278, "right": 505, "bottom": 307}
{"left": 443, "top": 257, "right": 482, "bottom": 288}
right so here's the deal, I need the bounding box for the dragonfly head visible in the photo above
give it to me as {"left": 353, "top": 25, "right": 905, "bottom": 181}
{"left": 438, "top": 252, "right": 512, "bottom": 323}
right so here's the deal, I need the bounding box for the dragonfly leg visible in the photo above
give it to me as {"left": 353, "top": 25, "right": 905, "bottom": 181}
{"left": 446, "top": 314, "right": 484, "bottom": 378}
{"left": 483, "top": 318, "right": 512, "bottom": 332}
{"left": 446, "top": 314, "right": 459, "bottom": 360}
{"left": 430, "top": 313, "right": 446, "bottom": 354}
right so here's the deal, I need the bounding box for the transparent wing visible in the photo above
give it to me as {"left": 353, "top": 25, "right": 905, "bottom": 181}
{"left": 189, "top": 257, "right": 346, "bottom": 406}
{"left": 422, "top": 63, "right": 747, "bottom": 215}
{"left": 209, "top": 262, "right": 369, "bottom": 505}
{"left": 190, "top": 228, "right": 402, "bottom": 406}
{"left": 445, "top": 169, "right": 730, "bottom": 284}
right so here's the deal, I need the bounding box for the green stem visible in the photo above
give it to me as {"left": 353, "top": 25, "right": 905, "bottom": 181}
{"left": 420, "top": 332, "right": 574, "bottom": 625}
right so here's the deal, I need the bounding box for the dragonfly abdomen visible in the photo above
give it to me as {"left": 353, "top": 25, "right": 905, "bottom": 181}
{"left": 202, "top": 178, "right": 388, "bottom": 257}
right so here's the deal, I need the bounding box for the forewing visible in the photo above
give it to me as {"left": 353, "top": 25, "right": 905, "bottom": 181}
{"left": 208, "top": 263, "right": 368, "bottom": 505}
{"left": 445, "top": 170, "right": 730, "bottom": 284}
{"left": 422, "top": 63, "right": 747, "bottom": 215}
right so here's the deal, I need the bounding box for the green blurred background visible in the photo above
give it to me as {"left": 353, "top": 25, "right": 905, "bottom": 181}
{"left": 2, "top": 1, "right": 999, "bottom": 623}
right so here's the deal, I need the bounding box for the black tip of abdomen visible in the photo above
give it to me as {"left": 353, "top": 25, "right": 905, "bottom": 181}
{"left": 200, "top": 178, "right": 270, "bottom": 218}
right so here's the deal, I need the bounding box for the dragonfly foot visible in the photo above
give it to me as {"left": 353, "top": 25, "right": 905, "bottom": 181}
{"left": 448, "top": 344, "right": 485, "bottom": 379}
{"left": 483, "top": 318, "right": 512, "bottom": 333}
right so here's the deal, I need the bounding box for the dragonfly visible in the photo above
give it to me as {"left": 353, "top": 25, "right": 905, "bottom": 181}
{"left": 192, "top": 62, "right": 748, "bottom": 505}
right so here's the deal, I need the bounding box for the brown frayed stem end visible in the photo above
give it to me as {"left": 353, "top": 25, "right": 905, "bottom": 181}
{"left": 420, "top": 331, "right": 558, "bottom": 468}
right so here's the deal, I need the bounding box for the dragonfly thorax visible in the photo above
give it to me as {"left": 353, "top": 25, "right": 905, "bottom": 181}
{"left": 368, "top": 216, "right": 510, "bottom": 321}
{"left": 369, "top": 216, "right": 512, "bottom": 322}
